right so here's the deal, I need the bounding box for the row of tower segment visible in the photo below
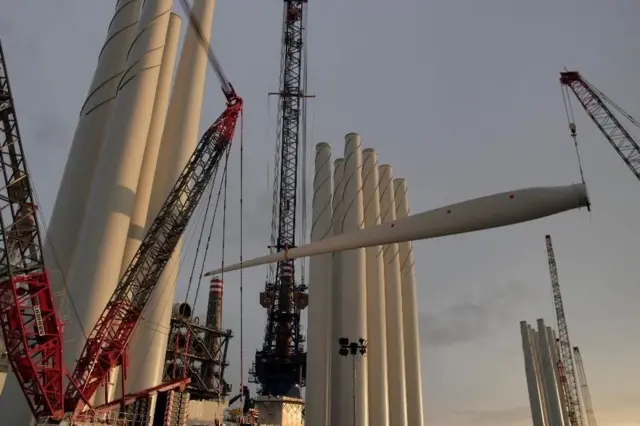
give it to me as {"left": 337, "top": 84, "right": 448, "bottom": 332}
{"left": 306, "top": 134, "right": 425, "bottom": 426}
{"left": 521, "top": 319, "right": 571, "bottom": 426}
{"left": 0, "top": 1, "right": 218, "bottom": 424}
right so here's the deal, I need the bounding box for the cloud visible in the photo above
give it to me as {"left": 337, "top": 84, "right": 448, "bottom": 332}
{"left": 419, "top": 279, "right": 529, "bottom": 346}
{"left": 454, "top": 406, "right": 531, "bottom": 424}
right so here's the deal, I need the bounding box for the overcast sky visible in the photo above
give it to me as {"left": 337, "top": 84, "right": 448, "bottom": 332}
{"left": 1, "top": 0, "right": 639, "bottom": 425}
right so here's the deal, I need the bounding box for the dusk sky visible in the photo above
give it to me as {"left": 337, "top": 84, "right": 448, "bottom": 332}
{"left": 1, "top": 0, "right": 639, "bottom": 425}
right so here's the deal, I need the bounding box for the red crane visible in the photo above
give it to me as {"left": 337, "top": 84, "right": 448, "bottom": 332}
{"left": 0, "top": 38, "right": 65, "bottom": 418}
{"left": 0, "top": 4, "right": 242, "bottom": 419}
{"left": 545, "top": 235, "right": 583, "bottom": 426}
{"left": 560, "top": 71, "right": 640, "bottom": 182}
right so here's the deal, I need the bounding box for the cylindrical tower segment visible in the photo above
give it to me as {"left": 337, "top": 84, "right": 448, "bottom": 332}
{"left": 339, "top": 133, "right": 368, "bottom": 426}
{"left": 362, "top": 148, "right": 390, "bottom": 426}
{"left": 126, "top": 0, "right": 218, "bottom": 394}
{"left": 379, "top": 164, "right": 408, "bottom": 426}
{"left": 393, "top": 178, "right": 424, "bottom": 426}
{"left": 305, "top": 142, "right": 333, "bottom": 426}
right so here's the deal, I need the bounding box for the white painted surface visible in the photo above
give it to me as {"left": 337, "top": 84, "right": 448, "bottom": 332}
{"left": 339, "top": 134, "right": 368, "bottom": 426}
{"left": 393, "top": 178, "right": 424, "bottom": 426}
{"left": 126, "top": 0, "right": 217, "bottom": 394}
{"left": 0, "top": 2, "right": 143, "bottom": 424}
{"left": 362, "top": 148, "right": 389, "bottom": 426}
{"left": 330, "top": 157, "right": 345, "bottom": 425}
{"left": 305, "top": 142, "right": 333, "bottom": 426}
{"left": 205, "top": 183, "right": 590, "bottom": 275}
{"left": 109, "top": 12, "right": 181, "bottom": 399}
{"left": 379, "top": 165, "right": 408, "bottom": 426}
{"left": 537, "top": 319, "right": 564, "bottom": 426}
{"left": 521, "top": 321, "right": 546, "bottom": 426}
{"left": 62, "top": 0, "right": 172, "bottom": 396}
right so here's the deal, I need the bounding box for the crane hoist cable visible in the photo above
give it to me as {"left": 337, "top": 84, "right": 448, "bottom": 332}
{"left": 560, "top": 77, "right": 587, "bottom": 187}
{"left": 183, "top": 149, "right": 230, "bottom": 306}
{"left": 559, "top": 70, "right": 640, "bottom": 185}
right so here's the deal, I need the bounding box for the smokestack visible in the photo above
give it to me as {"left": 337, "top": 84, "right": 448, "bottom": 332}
{"left": 131, "top": 0, "right": 218, "bottom": 393}
{"left": 379, "top": 165, "right": 409, "bottom": 426}
{"left": 393, "top": 178, "right": 424, "bottom": 426}
{"left": 207, "top": 277, "right": 224, "bottom": 331}
{"left": 61, "top": 0, "right": 173, "bottom": 392}
{"left": 330, "top": 157, "right": 345, "bottom": 425}
{"left": 361, "top": 148, "right": 390, "bottom": 426}
{"left": 521, "top": 321, "right": 546, "bottom": 426}
{"left": 305, "top": 142, "right": 333, "bottom": 426}
{"left": 105, "top": 11, "right": 181, "bottom": 403}
{"left": 2, "top": 3, "right": 144, "bottom": 423}
{"left": 201, "top": 277, "right": 224, "bottom": 388}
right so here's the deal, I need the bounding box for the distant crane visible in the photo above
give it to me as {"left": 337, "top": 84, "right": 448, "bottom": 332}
{"left": 559, "top": 71, "right": 640, "bottom": 183}
{"left": 545, "top": 235, "right": 583, "bottom": 426}
{"left": 573, "top": 346, "right": 598, "bottom": 426}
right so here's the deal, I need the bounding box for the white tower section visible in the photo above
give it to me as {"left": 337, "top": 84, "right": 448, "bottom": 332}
{"left": 537, "top": 319, "right": 564, "bottom": 426}
{"left": 362, "top": 149, "right": 390, "bottom": 426}
{"left": 305, "top": 142, "right": 333, "bottom": 426}
{"left": 521, "top": 321, "right": 546, "bottom": 426}
{"left": 330, "top": 157, "right": 345, "bottom": 425}
{"left": 62, "top": 0, "right": 172, "bottom": 375}
{"left": 339, "top": 133, "right": 368, "bottom": 426}
{"left": 0, "top": 3, "right": 143, "bottom": 424}
{"left": 112, "top": 12, "right": 182, "bottom": 398}
{"left": 379, "top": 165, "right": 409, "bottom": 426}
{"left": 393, "top": 178, "right": 425, "bottom": 426}
{"left": 126, "top": 0, "right": 217, "bottom": 393}
{"left": 43, "top": 0, "right": 142, "bottom": 296}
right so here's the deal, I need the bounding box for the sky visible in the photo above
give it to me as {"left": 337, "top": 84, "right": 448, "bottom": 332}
{"left": 1, "top": 0, "right": 639, "bottom": 425}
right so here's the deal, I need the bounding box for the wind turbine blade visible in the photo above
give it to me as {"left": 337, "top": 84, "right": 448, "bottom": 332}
{"left": 204, "top": 183, "right": 589, "bottom": 276}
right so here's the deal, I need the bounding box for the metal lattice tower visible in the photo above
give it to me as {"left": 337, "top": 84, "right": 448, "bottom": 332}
{"left": 252, "top": 0, "right": 309, "bottom": 396}
{"left": 0, "top": 38, "right": 65, "bottom": 419}
{"left": 573, "top": 346, "right": 597, "bottom": 426}
{"left": 545, "top": 235, "right": 583, "bottom": 426}
{"left": 560, "top": 71, "right": 640, "bottom": 181}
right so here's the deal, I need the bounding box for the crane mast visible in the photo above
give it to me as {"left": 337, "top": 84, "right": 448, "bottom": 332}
{"left": 560, "top": 71, "right": 640, "bottom": 181}
{"left": 573, "top": 346, "right": 597, "bottom": 426}
{"left": 545, "top": 235, "right": 583, "bottom": 426}
{"left": 0, "top": 38, "right": 64, "bottom": 419}
{"left": 253, "top": 0, "right": 308, "bottom": 396}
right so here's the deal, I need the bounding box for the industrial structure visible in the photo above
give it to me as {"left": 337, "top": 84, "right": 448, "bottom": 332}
{"left": 560, "top": 70, "right": 640, "bottom": 184}
{"left": 520, "top": 235, "right": 599, "bottom": 426}
{"left": 207, "top": 135, "right": 590, "bottom": 425}
{"left": 0, "top": 0, "right": 597, "bottom": 424}
{"left": 252, "top": 0, "right": 308, "bottom": 402}
{"left": 0, "top": 0, "right": 244, "bottom": 424}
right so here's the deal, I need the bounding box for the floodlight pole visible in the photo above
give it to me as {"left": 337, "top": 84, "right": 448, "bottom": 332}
{"left": 338, "top": 337, "right": 368, "bottom": 426}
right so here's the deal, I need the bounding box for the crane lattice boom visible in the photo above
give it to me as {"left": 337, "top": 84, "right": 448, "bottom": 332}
{"left": 545, "top": 235, "right": 583, "bottom": 426}
{"left": 65, "top": 96, "right": 241, "bottom": 413}
{"left": 252, "top": 0, "right": 308, "bottom": 396}
{"left": 0, "top": 39, "right": 65, "bottom": 419}
{"left": 560, "top": 71, "right": 640, "bottom": 181}
{"left": 574, "top": 346, "right": 597, "bottom": 426}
